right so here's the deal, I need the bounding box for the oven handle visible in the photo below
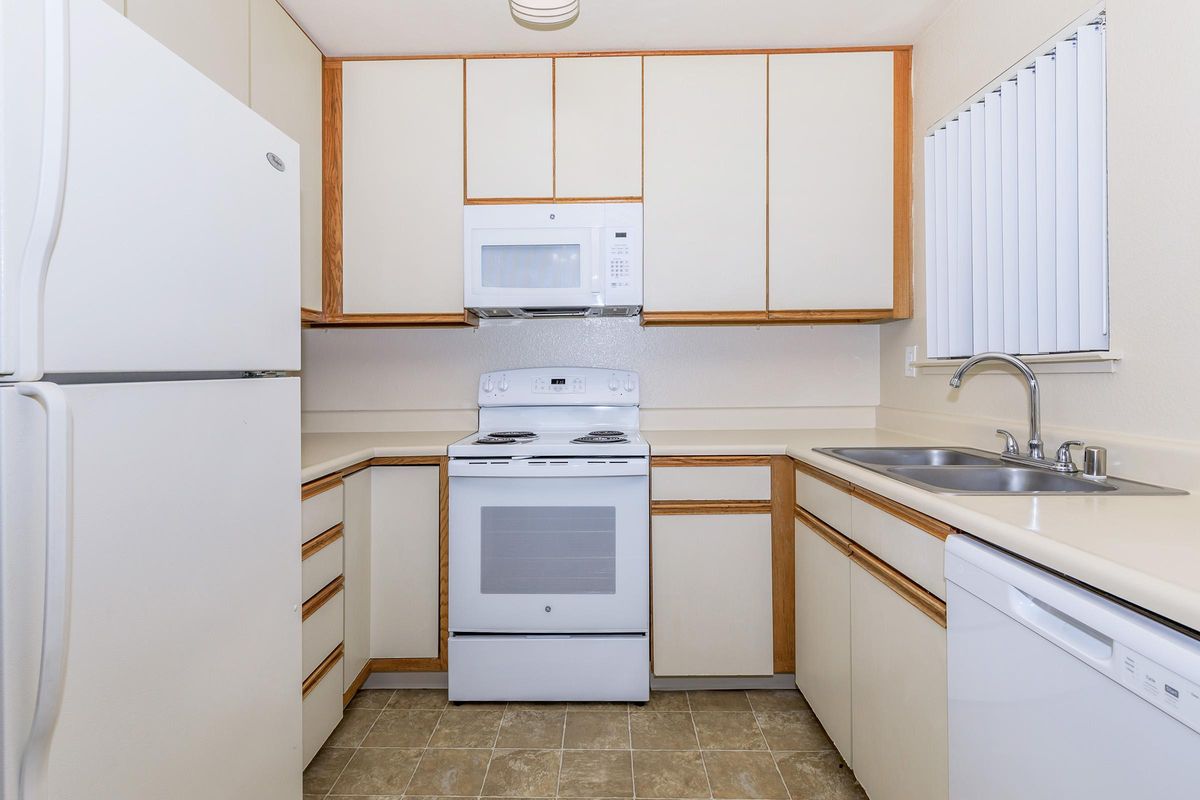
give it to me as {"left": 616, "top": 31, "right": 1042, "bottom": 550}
{"left": 448, "top": 459, "right": 649, "bottom": 478}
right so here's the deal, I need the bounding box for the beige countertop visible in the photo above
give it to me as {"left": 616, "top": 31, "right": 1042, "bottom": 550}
{"left": 302, "top": 427, "right": 1200, "bottom": 632}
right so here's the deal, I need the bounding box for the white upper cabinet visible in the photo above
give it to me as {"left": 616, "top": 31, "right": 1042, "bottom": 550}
{"left": 126, "top": 0, "right": 251, "bottom": 102}
{"left": 249, "top": 0, "right": 323, "bottom": 312}
{"left": 644, "top": 55, "right": 767, "bottom": 312}
{"left": 554, "top": 56, "right": 643, "bottom": 199}
{"left": 466, "top": 58, "right": 554, "bottom": 199}
{"left": 769, "top": 52, "right": 894, "bottom": 310}
{"left": 342, "top": 59, "right": 465, "bottom": 314}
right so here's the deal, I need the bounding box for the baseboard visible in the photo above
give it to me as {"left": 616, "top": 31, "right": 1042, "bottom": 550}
{"left": 363, "top": 671, "right": 448, "bottom": 689}
{"left": 650, "top": 674, "right": 796, "bottom": 691}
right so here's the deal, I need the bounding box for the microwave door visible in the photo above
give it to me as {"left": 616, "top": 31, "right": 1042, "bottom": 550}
{"left": 469, "top": 228, "right": 597, "bottom": 308}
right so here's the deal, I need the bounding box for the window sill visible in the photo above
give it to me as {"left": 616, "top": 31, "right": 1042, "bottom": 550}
{"left": 912, "top": 351, "right": 1121, "bottom": 376}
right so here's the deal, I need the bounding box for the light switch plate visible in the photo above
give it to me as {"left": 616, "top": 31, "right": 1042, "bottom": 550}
{"left": 904, "top": 345, "right": 918, "bottom": 378}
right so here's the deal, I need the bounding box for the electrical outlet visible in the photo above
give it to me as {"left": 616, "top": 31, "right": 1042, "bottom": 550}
{"left": 904, "top": 345, "right": 919, "bottom": 378}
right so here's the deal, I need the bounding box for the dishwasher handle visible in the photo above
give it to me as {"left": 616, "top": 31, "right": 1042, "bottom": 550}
{"left": 1009, "top": 586, "right": 1114, "bottom": 664}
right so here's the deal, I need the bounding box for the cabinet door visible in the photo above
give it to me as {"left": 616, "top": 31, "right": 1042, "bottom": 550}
{"left": 794, "top": 519, "right": 853, "bottom": 764}
{"left": 769, "top": 52, "right": 894, "bottom": 310}
{"left": 651, "top": 513, "right": 773, "bottom": 676}
{"left": 126, "top": 0, "right": 250, "bottom": 102}
{"left": 342, "top": 59, "right": 465, "bottom": 314}
{"left": 555, "top": 56, "right": 642, "bottom": 198}
{"left": 466, "top": 58, "right": 553, "bottom": 199}
{"left": 370, "top": 467, "right": 441, "bottom": 659}
{"left": 644, "top": 55, "right": 767, "bottom": 312}
{"left": 249, "top": 0, "right": 323, "bottom": 312}
{"left": 850, "top": 561, "right": 949, "bottom": 800}
{"left": 342, "top": 469, "right": 372, "bottom": 692}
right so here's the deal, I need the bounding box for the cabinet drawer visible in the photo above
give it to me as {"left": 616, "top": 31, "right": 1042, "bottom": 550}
{"left": 302, "top": 648, "right": 343, "bottom": 766}
{"left": 851, "top": 497, "right": 947, "bottom": 600}
{"left": 301, "top": 482, "right": 343, "bottom": 545}
{"left": 302, "top": 584, "right": 344, "bottom": 680}
{"left": 301, "top": 529, "right": 344, "bottom": 604}
{"left": 652, "top": 466, "right": 771, "bottom": 501}
{"left": 794, "top": 465, "right": 851, "bottom": 532}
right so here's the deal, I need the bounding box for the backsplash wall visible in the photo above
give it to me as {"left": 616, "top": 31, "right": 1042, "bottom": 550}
{"left": 301, "top": 321, "right": 880, "bottom": 431}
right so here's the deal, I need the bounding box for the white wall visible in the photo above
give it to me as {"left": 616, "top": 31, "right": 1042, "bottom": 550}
{"left": 301, "top": 322, "right": 880, "bottom": 431}
{"left": 881, "top": 0, "right": 1200, "bottom": 450}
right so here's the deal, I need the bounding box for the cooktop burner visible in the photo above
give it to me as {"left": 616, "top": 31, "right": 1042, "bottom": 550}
{"left": 588, "top": 430, "right": 626, "bottom": 437}
{"left": 475, "top": 436, "right": 517, "bottom": 445}
{"left": 572, "top": 434, "right": 630, "bottom": 444}
{"left": 488, "top": 431, "right": 538, "bottom": 439}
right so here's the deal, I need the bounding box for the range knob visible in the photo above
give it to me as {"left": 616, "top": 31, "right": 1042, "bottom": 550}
{"left": 483, "top": 377, "right": 494, "bottom": 392}
{"left": 498, "top": 377, "right": 510, "bottom": 392}
{"left": 624, "top": 377, "right": 636, "bottom": 392}
{"left": 608, "top": 375, "right": 619, "bottom": 391}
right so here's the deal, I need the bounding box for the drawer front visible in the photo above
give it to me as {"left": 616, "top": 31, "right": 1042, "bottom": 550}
{"left": 652, "top": 465, "right": 771, "bottom": 501}
{"left": 795, "top": 468, "right": 851, "bottom": 532}
{"left": 302, "top": 483, "right": 344, "bottom": 545}
{"left": 303, "top": 589, "right": 345, "bottom": 679}
{"left": 851, "top": 497, "right": 946, "bottom": 600}
{"left": 302, "top": 536, "right": 344, "bottom": 604}
{"left": 302, "top": 652, "right": 343, "bottom": 766}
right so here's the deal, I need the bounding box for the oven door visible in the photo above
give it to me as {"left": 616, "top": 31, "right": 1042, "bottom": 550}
{"left": 449, "top": 469, "right": 648, "bottom": 633}
{"left": 465, "top": 226, "right": 601, "bottom": 309}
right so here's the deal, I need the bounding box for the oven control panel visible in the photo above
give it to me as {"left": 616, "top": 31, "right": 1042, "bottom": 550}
{"left": 479, "top": 367, "right": 639, "bottom": 406}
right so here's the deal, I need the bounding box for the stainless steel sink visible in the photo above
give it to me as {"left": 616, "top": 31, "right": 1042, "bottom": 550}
{"left": 814, "top": 447, "right": 1187, "bottom": 496}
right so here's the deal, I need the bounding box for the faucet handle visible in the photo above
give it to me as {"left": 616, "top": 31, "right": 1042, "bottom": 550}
{"left": 1055, "top": 440, "right": 1085, "bottom": 471}
{"left": 995, "top": 429, "right": 1020, "bottom": 455}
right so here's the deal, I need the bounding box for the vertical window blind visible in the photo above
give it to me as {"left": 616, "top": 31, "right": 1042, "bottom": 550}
{"left": 924, "top": 15, "right": 1107, "bottom": 358}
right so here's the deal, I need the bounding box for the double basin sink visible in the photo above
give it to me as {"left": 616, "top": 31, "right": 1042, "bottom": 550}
{"left": 815, "top": 447, "right": 1186, "bottom": 496}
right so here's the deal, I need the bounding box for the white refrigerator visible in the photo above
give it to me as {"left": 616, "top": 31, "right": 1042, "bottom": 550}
{"left": 1, "top": 1, "right": 303, "bottom": 798}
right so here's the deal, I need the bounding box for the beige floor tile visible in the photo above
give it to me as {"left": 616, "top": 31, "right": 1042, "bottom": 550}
{"left": 345, "top": 688, "right": 396, "bottom": 710}
{"left": 559, "top": 750, "right": 635, "bottom": 797}
{"left": 497, "top": 708, "right": 567, "bottom": 749}
{"left": 385, "top": 688, "right": 449, "bottom": 710}
{"left": 326, "top": 709, "right": 383, "bottom": 748}
{"left": 746, "top": 689, "right": 811, "bottom": 713}
{"left": 702, "top": 750, "right": 788, "bottom": 799}
{"left": 563, "top": 711, "right": 630, "bottom": 749}
{"left": 329, "top": 747, "right": 422, "bottom": 795}
{"left": 630, "top": 711, "right": 699, "bottom": 750}
{"left": 428, "top": 707, "right": 505, "bottom": 748}
{"left": 302, "top": 745, "right": 354, "bottom": 794}
{"left": 360, "top": 709, "right": 442, "bottom": 748}
{"left": 481, "top": 749, "right": 562, "bottom": 797}
{"left": 687, "top": 691, "right": 751, "bottom": 712}
{"left": 405, "top": 748, "right": 491, "bottom": 795}
{"left": 774, "top": 751, "right": 868, "bottom": 799}
{"left": 565, "top": 701, "right": 631, "bottom": 711}
{"left": 755, "top": 710, "right": 834, "bottom": 752}
{"left": 634, "top": 691, "right": 690, "bottom": 712}
{"left": 631, "top": 750, "right": 711, "bottom": 799}
{"left": 692, "top": 712, "right": 767, "bottom": 751}
{"left": 507, "top": 701, "right": 568, "bottom": 711}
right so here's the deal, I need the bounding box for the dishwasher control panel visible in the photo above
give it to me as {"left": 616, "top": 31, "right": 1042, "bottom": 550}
{"left": 1116, "top": 643, "right": 1200, "bottom": 734}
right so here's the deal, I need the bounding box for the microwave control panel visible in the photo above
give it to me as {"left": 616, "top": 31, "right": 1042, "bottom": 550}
{"left": 601, "top": 204, "right": 643, "bottom": 305}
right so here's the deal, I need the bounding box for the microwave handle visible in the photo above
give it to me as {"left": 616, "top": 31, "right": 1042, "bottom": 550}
{"left": 591, "top": 229, "right": 603, "bottom": 293}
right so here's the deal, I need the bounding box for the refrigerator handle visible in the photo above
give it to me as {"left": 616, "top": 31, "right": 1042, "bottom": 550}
{"left": 13, "top": 0, "right": 70, "bottom": 381}
{"left": 15, "top": 383, "right": 74, "bottom": 800}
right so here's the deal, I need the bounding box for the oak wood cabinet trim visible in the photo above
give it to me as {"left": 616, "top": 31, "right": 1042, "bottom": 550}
{"left": 795, "top": 504, "right": 854, "bottom": 557}
{"left": 652, "top": 455, "right": 772, "bottom": 467}
{"left": 891, "top": 48, "right": 914, "bottom": 319}
{"left": 327, "top": 45, "right": 912, "bottom": 64}
{"left": 651, "top": 499, "right": 772, "bottom": 515}
{"left": 343, "top": 661, "right": 372, "bottom": 706}
{"left": 302, "top": 575, "right": 345, "bottom": 621}
{"left": 850, "top": 485, "right": 955, "bottom": 541}
{"left": 793, "top": 460, "right": 853, "bottom": 493}
{"left": 301, "top": 472, "right": 343, "bottom": 500}
{"left": 301, "top": 522, "right": 344, "bottom": 561}
{"left": 301, "top": 307, "right": 322, "bottom": 324}
{"left": 321, "top": 59, "right": 343, "bottom": 319}
{"left": 850, "top": 545, "right": 947, "bottom": 628}
{"left": 463, "top": 195, "right": 643, "bottom": 205}
{"left": 369, "top": 656, "right": 443, "bottom": 672}
{"left": 641, "top": 310, "right": 899, "bottom": 326}
{"left": 302, "top": 644, "right": 344, "bottom": 697}
{"left": 309, "top": 312, "right": 476, "bottom": 328}
{"left": 770, "top": 455, "right": 796, "bottom": 673}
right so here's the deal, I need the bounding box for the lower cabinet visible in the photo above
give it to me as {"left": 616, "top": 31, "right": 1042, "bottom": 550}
{"left": 793, "top": 516, "right": 853, "bottom": 765}
{"left": 370, "top": 466, "right": 441, "bottom": 659}
{"left": 651, "top": 513, "right": 774, "bottom": 676}
{"left": 302, "top": 648, "right": 343, "bottom": 765}
{"left": 850, "top": 560, "right": 949, "bottom": 800}
{"left": 342, "top": 469, "right": 372, "bottom": 692}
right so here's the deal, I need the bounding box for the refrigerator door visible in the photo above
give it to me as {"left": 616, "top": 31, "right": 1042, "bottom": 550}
{"left": 0, "top": 377, "right": 301, "bottom": 799}
{"left": 0, "top": 0, "right": 299, "bottom": 380}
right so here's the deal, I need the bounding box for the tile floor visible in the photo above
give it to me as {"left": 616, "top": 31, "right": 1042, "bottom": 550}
{"left": 303, "top": 688, "right": 867, "bottom": 800}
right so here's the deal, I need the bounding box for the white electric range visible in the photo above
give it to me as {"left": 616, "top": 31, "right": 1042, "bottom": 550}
{"left": 447, "top": 367, "right": 650, "bottom": 702}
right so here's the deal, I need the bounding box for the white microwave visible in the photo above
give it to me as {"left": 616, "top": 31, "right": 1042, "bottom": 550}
{"left": 463, "top": 203, "right": 643, "bottom": 318}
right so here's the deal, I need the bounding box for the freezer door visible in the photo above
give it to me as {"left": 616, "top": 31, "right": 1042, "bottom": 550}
{"left": 0, "top": 0, "right": 299, "bottom": 379}
{"left": 0, "top": 377, "right": 301, "bottom": 799}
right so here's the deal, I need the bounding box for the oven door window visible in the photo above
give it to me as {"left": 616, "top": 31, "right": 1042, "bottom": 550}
{"left": 480, "top": 506, "right": 616, "bottom": 595}
{"left": 480, "top": 243, "right": 582, "bottom": 290}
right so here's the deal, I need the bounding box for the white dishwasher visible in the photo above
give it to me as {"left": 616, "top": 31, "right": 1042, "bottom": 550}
{"left": 945, "top": 535, "right": 1200, "bottom": 800}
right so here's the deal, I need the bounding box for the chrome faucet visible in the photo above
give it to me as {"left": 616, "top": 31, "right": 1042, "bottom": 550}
{"left": 948, "top": 352, "right": 1084, "bottom": 473}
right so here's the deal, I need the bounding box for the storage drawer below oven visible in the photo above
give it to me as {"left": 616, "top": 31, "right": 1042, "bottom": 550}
{"left": 449, "top": 635, "right": 650, "bottom": 702}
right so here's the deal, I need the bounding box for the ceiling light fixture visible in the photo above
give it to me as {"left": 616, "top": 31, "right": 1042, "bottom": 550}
{"left": 510, "top": 0, "right": 580, "bottom": 29}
